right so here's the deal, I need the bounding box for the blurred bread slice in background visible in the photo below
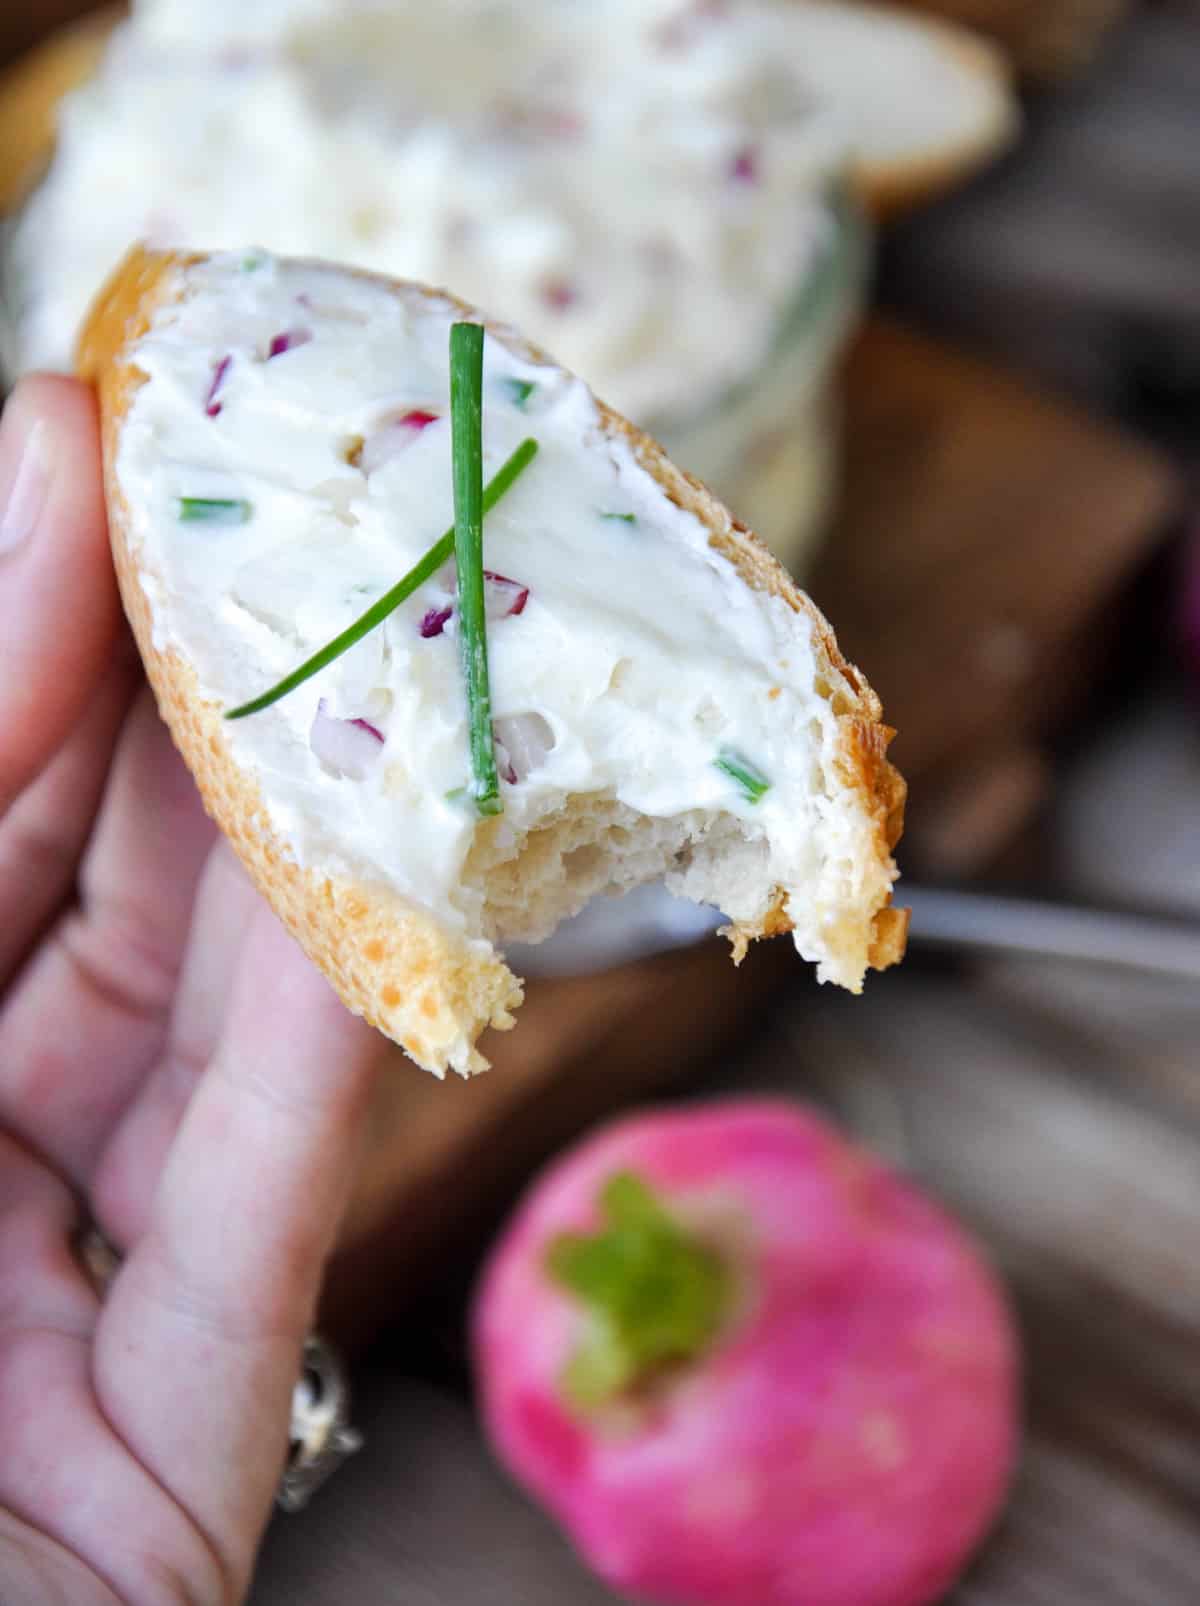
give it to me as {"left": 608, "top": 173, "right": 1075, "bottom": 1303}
{"left": 0, "top": 2, "right": 1016, "bottom": 225}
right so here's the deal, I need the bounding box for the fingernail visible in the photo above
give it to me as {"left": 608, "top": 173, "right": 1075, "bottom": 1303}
{"left": 0, "top": 415, "right": 49, "bottom": 556}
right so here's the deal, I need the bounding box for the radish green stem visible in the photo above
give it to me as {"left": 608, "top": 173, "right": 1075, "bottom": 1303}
{"left": 547, "top": 1171, "right": 732, "bottom": 1408}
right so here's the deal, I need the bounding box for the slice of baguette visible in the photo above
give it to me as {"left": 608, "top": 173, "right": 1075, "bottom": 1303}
{"left": 77, "top": 246, "right": 906, "bottom": 1077}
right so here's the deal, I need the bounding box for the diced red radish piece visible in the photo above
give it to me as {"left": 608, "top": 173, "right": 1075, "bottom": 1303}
{"left": 267, "top": 328, "right": 313, "bottom": 359}
{"left": 359, "top": 410, "right": 441, "bottom": 475}
{"left": 730, "top": 146, "right": 759, "bottom": 184}
{"left": 418, "top": 573, "right": 530, "bottom": 637}
{"left": 493, "top": 713, "right": 555, "bottom": 784}
{"left": 420, "top": 604, "right": 453, "bottom": 639}
{"left": 204, "top": 355, "right": 232, "bottom": 417}
{"left": 493, "top": 736, "right": 519, "bottom": 787}
{"left": 484, "top": 571, "right": 530, "bottom": 620}
{"left": 310, "top": 699, "right": 384, "bottom": 780}
{"left": 541, "top": 279, "right": 577, "bottom": 313}
{"left": 473, "top": 1098, "right": 1019, "bottom": 1606}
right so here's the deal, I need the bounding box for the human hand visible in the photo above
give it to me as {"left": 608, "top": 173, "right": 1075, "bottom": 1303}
{"left": 0, "top": 376, "right": 383, "bottom": 1604}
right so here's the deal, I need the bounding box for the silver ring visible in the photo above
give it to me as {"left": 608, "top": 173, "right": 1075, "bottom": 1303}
{"left": 279, "top": 1335, "right": 364, "bottom": 1511}
{"left": 77, "top": 1227, "right": 363, "bottom": 1512}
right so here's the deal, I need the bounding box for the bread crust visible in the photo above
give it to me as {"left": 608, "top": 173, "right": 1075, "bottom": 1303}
{"left": 77, "top": 247, "right": 906, "bottom": 1073}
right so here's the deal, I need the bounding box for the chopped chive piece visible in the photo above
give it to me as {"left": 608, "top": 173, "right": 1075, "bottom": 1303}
{"left": 600, "top": 510, "right": 637, "bottom": 524}
{"left": 241, "top": 251, "right": 266, "bottom": 272}
{"left": 503, "top": 377, "right": 537, "bottom": 410}
{"left": 450, "top": 322, "right": 502, "bottom": 819}
{"left": 177, "top": 496, "right": 251, "bottom": 524}
{"left": 715, "top": 747, "right": 770, "bottom": 804}
{"left": 224, "top": 437, "right": 537, "bottom": 720}
{"left": 444, "top": 785, "right": 467, "bottom": 802}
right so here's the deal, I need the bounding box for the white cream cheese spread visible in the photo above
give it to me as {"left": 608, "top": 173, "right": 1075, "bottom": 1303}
{"left": 117, "top": 252, "right": 888, "bottom": 986}
{"left": 12, "top": 0, "right": 848, "bottom": 427}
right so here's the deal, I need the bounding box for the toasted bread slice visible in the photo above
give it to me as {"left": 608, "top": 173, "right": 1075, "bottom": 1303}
{"left": 77, "top": 246, "right": 906, "bottom": 1075}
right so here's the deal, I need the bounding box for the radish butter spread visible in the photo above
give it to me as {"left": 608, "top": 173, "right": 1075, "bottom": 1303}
{"left": 114, "top": 252, "right": 893, "bottom": 990}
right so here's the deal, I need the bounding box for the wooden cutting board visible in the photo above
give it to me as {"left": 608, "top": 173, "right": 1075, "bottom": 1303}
{"left": 323, "top": 318, "right": 1181, "bottom": 1343}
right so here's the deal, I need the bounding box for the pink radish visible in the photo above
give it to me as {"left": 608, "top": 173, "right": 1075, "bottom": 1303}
{"left": 473, "top": 1098, "right": 1018, "bottom": 1606}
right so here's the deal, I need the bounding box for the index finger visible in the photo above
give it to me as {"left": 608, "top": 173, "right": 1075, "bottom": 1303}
{"left": 93, "top": 906, "right": 384, "bottom": 1595}
{"left": 0, "top": 375, "right": 120, "bottom": 814}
